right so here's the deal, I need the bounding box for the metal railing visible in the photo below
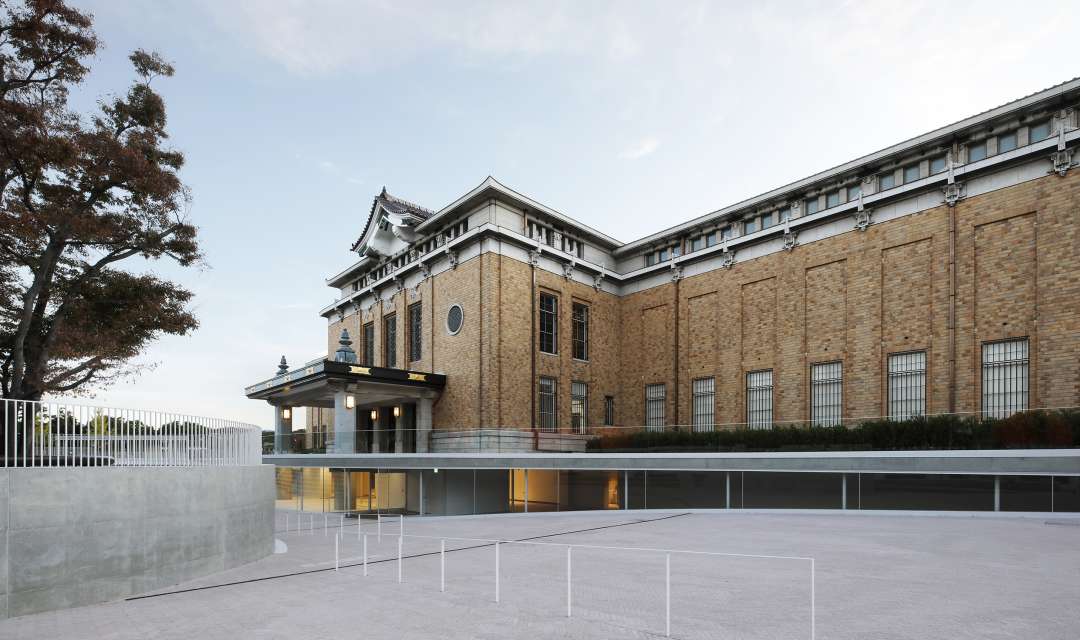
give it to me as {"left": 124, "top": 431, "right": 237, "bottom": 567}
{"left": 1, "top": 398, "right": 263, "bottom": 467}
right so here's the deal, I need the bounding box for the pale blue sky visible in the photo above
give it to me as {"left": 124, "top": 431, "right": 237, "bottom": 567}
{"left": 71, "top": 0, "right": 1079, "bottom": 427}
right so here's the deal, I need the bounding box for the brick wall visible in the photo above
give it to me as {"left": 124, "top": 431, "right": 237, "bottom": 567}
{"left": 325, "top": 171, "right": 1080, "bottom": 431}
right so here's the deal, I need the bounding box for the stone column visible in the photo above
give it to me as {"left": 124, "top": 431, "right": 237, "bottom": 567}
{"left": 371, "top": 408, "right": 381, "bottom": 454}
{"left": 416, "top": 397, "right": 433, "bottom": 453}
{"left": 394, "top": 407, "right": 405, "bottom": 453}
{"left": 273, "top": 405, "right": 293, "bottom": 453}
{"left": 332, "top": 391, "right": 356, "bottom": 454}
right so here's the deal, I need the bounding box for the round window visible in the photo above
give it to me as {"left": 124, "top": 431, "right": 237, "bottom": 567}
{"left": 446, "top": 304, "right": 464, "bottom": 335}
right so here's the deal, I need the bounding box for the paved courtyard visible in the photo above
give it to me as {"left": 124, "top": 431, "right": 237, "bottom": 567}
{"left": 2, "top": 509, "right": 1078, "bottom": 639}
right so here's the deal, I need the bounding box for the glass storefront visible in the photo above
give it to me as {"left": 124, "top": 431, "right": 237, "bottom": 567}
{"left": 274, "top": 466, "right": 1080, "bottom": 515}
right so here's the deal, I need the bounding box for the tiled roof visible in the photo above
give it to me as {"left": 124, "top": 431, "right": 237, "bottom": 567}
{"left": 350, "top": 187, "right": 434, "bottom": 252}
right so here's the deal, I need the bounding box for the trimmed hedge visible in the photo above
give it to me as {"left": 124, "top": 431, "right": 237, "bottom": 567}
{"left": 586, "top": 409, "right": 1080, "bottom": 452}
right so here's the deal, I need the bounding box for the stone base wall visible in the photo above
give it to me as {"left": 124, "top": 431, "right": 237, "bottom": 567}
{"left": 0, "top": 465, "right": 275, "bottom": 619}
{"left": 430, "top": 430, "right": 590, "bottom": 452}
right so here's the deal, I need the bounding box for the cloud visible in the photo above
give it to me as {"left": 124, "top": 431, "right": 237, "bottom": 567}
{"left": 619, "top": 137, "right": 661, "bottom": 160}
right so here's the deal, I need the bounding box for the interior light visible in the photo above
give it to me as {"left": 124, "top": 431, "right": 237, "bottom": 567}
{"left": 370, "top": 409, "right": 378, "bottom": 421}
{"left": 393, "top": 405, "right": 401, "bottom": 418}
{"left": 345, "top": 395, "right": 355, "bottom": 410}
{"left": 434, "top": 468, "right": 439, "bottom": 474}
{"left": 281, "top": 407, "right": 291, "bottom": 420}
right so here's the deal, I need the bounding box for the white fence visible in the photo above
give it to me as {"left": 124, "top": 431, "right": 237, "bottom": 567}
{"left": 278, "top": 513, "right": 816, "bottom": 639}
{"left": 0, "top": 398, "right": 263, "bottom": 467}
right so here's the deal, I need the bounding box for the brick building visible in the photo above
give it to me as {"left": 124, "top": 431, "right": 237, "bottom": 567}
{"left": 249, "top": 78, "right": 1080, "bottom": 456}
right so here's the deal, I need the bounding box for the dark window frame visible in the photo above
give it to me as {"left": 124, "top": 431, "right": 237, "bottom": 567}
{"left": 407, "top": 302, "right": 422, "bottom": 362}
{"left": 571, "top": 301, "right": 589, "bottom": 361}
{"left": 539, "top": 292, "right": 559, "bottom": 355}
{"left": 383, "top": 313, "right": 397, "bottom": 368}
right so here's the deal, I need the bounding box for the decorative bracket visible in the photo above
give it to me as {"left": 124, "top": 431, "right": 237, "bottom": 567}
{"left": 418, "top": 261, "right": 431, "bottom": 281}
{"left": 943, "top": 156, "right": 965, "bottom": 207}
{"left": 1050, "top": 126, "right": 1073, "bottom": 177}
{"left": 562, "top": 261, "right": 574, "bottom": 280}
{"left": 719, "top": 249, "right": 735, "bottom": 269}
{"left": 593, "top": 271, "right": 605, "bottom": 291}
{"left": 392, "top": 275, "right": 404, "bottom": 292}
{"left": 781, "top": 220, "right": 798, "bottom": 252}
{"left": 943, "top": 181, "right": 965, "bottom": 207}
{"left": 853, "top": 209, "right": 872, "bottom": 232}
{"left": 528, "top": 249, "right": 541, "bottom": 267}
{"left": 670, "top": 263, "right": 683, "bottom": 281}
{"left": 445, "top": 247, "right": 458, "bottom": 270}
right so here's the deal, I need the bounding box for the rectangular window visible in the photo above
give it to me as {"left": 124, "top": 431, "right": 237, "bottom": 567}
{"left": 887, "top": 351, "right": 926, "bottom": 420}
{"left": 538, "top": 377, "right": 558, "bottom": 432}
{"left": 981, "top": 339, "right": 1029, "bottom": 419}
{"left": 720, "top": 226, "right": 733, "bottom": 241}
{"left": 805, "top": 198, "right": 820, "bottom": 215}
{"left": 658, "top": 248, "right": 670, "bottom": 262}
{"left": 930, "top": 155, "right": 947, "bottom": 174}
{"left": 571, "top": 381, "right": 588, "bottom": 434}
{"left": 407, "top": 302, "right": 422, "bottom": 362}
{"left": 743, "top": 218, "right": 758, "bottom": 235}
{"left": 362, "top": 322, "right": 374, "bottom": 367}
{"left": 645, "top": 384, "right": 666, "bottom": 431}
{"left": 705, "top": 231, "right": 717, "bottom": 247}
{"left": 968, "top": 141, "right": 988, "bottom": 162}
{"left": 826, "top": 192, "right": 840, "bottom": 208}
{"left": 690, "top": 236, "right": 703, "bottom": 252}
{"left": 383, "top": 314, "right": 397, "bottom": 368}
{"left": 645, "top": 253, "right": 656, "bottom": 267}
{"left": 671, "top": 244, "right": 682, "bottom": 258}
{"left": 761, "top": 211, "right": 775, "bottom": 229}
{"left": 1029, "top": 120, "right": 1052, "bottom": 143}
{"left": 571, "top": 302, "right": 589, "bottom": 360}
{"left": 604, "top": 396, "right": 615, "bottom": 426}
{"left": 539, "top": 292, "right": 558, "bottom": 354}
{"left": 810, "top": 362, "right": 843, "bottom": 427}
{"left": 997, "top": 131, "right": 1017, "bottom": 153}
{"left": 903, "top": 164, "right": 920, "bottom": 184}
{"left": 879, "top": 172, "right": 896, "bottom": 190}
{"left": 746, "top": 370, "right": 774, "bottom": 429}
{"left": 691, "top": 377, "right": 716, "bottom": 432}
{"left": 847, "top": 183, "right": 861, "bottom": 202}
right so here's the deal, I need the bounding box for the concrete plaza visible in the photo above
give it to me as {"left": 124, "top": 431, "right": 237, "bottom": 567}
{"left": 1, "top": 509, "right": 1078, "bottom": 639}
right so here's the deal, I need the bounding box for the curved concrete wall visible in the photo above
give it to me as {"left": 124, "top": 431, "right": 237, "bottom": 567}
{"left": 0, "top": 465, "right": 274, "bottom": 619}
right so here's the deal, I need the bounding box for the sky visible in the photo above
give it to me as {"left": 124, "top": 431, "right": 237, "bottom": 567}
{"left": 66, "top": 0, "right": 1080, "bottom": 428}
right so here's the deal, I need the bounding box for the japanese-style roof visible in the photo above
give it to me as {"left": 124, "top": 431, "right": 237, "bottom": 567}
{"left": 350, "top": 188, "right": 434, "bottom": 252}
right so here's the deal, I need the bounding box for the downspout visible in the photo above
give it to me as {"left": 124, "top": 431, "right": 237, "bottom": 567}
{"left": 673, "top": 261, "right": 681, "bottom": 429}
{"left": 530, "top": 238, "right": 538, "bottom": 433}
{"left": 947, "top": 145, "right": 959, "bottom": 414}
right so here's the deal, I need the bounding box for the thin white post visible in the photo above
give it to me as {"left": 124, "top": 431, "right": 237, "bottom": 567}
{"left": 494, "top": 541, "right": 500, "bottom": 603}
{"left": 440, "top": 539, "right": 446, "bottom": 592}
{"left": 811, "top": 558, "right": 816, "bottom": 640}
{"left": 665, "top": 553, "right": 671, "bottom": 638}
{"left": 324, "top": 513, "right": 328, "bottom": 536}
{"left": 993, "top": 475, "right": 1001, "bottom": 512}
{"left": 363, "top": 533, "right": 368, "bottom": 576}
{"left": 340, "top": 514, "right": 344, "bottom": 535}
{"left": 397, "top": 535, "right": 404, "bottom": 583}
{"left": 335, "top": 533, "right": 340, "bottom": 572}
{"left": 400, "top": 513, "right": 404, "bottom": 536}
{"left": 566, "top": 546, "right": 572, "bottom": 617}
{"left": 310, "top": 513, "right": 314, "bottom": 535}
{"left": 524, "top": 470, "right": 529, "bottom": 513}
{"left": 358, "top": 514, "right": 362, "bottom": 540}
{"left": 378, "top": 514, "right": 382, "bottom": 542}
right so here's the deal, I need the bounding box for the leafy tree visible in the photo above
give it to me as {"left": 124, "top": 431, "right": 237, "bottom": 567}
{"left": 0, "top": 0, "right": 201, "bottom": 407}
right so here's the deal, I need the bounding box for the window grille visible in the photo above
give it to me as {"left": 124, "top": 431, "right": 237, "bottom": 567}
{"left": 691, "top": 377, "right": 715, "bottom": 432}
{"left": 407, "top": 303, "right": 422, "bottom": 362}
{"left": 539, "top": 293, "right": 558, "bottom": 354}
{"left": 887, "top": 351, "right": 926, "bottom": 420}
{"left": 383, "top": 314, "right": 397, "bottom": 368}
{"left": 810, "top": 362, "right": 843, "bottom": 426}
{"left": 981, "top": 339, "right": 1029, "bottom": 419}
{"left": 571, "top": 381, "right": 588, "bottom": 434}
{"left": 746, "top": 370, "right": 773, "bottom": 429}
{"left": 645, "top": 384, "right": 666, "bottom": 431}
{"left": 539, "top": 377, "right": 558, "bottom": 432}
{"left": 604, "top": 396, "right": 615, "bottom": 426}
{"left": 362, "top": 322, "right": 374, "bottom": 367}
{"left": 572, "top": 302, "right": 589, "bottom": 360}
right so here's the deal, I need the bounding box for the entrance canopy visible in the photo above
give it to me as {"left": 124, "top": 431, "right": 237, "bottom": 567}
{"left": 245, "top": 359, "right": 445, "bottom": 408}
